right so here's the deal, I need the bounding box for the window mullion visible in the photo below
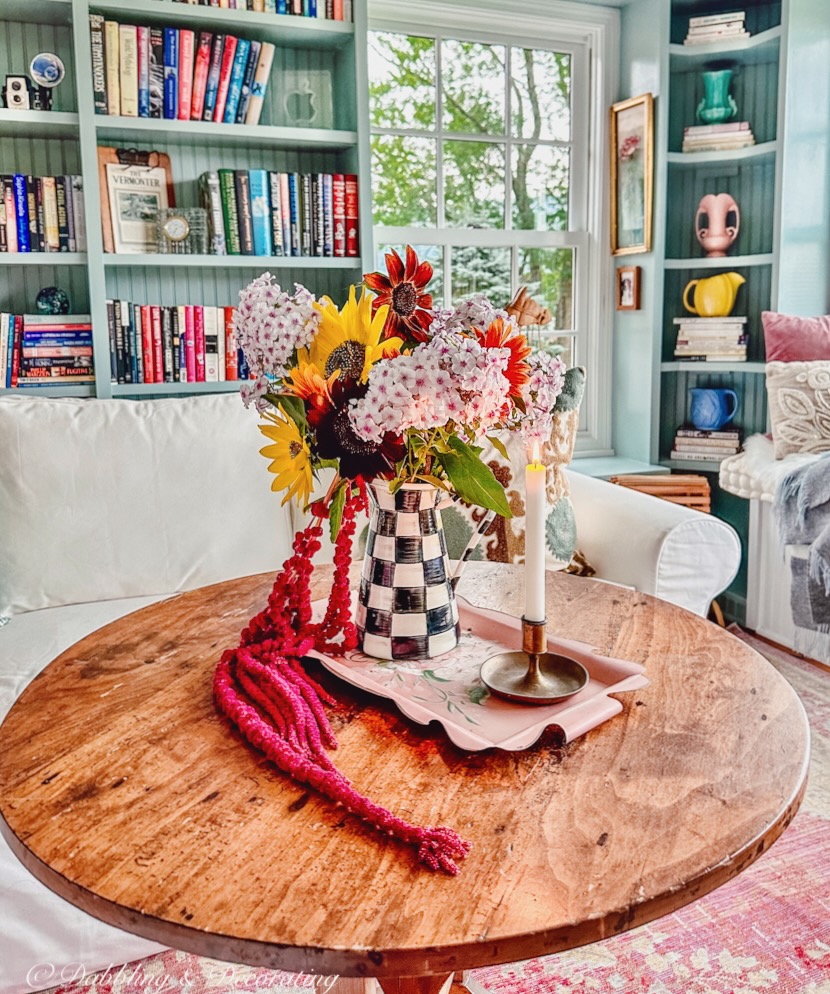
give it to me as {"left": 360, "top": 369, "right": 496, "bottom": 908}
{"left": 435, "top": 34, "right": 445, "bottom": 231}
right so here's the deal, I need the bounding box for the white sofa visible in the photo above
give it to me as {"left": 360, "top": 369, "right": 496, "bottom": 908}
{"left": 0, "top": 394, "right": 740, "bottom": 994}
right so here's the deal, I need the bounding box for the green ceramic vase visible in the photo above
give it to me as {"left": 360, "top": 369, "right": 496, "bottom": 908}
{"left": 697, "top": 69, "right": 739, "bottom": 125}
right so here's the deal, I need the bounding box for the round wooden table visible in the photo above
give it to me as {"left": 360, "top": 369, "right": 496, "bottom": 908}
{"left": 0, "top": 564, "right": 810, "bottom": 994}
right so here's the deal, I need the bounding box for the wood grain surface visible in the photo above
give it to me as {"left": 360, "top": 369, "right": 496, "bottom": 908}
{"left": 0, "top": 564, "right": 810, "bottom": 979}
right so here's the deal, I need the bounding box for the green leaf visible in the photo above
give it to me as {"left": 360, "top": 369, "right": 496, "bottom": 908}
{"left": 415, "top": 473, "right": 452, "bottom": 492}
{"left": 436, "top": 436, "right": 512, "bottom": 517}
{"left": 271, "top": 394, "right": 307, "bottom": 431}
{"left": 487, "top": 434, "right": 510, "bottom": 462}
{"left": 329, "top": 481, "right": 348, "bottom": 543}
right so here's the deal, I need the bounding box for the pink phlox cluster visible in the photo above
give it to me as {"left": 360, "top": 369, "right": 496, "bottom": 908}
{"left": 517, "top": 351, "right": 567, "bottom": 446}
{"left": 431, "top": 295, "right": 508, "bottom": 336}
{"left": 234, "top": 275, "right": 319, "bottom": 408}
{"left": 348, "top": 330, "right": 512, "bottom": 444}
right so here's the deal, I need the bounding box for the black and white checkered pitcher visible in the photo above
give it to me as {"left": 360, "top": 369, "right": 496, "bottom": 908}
{"left": 356, "top": 482, "right": 494, "bottom": 660}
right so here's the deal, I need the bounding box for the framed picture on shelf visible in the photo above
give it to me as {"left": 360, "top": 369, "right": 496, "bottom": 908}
{"left": 616, "top": 265, "right": 641, "bottom": 310}
{"left": 97, "top": 147, "right": 175, "bottom": 254}
{"left": 610, "top": 93, "right": 654, "bottom": 255}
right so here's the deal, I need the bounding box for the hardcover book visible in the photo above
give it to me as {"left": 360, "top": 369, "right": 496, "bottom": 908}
{"left": 137, "top": 27, "right": 151, "bottom": 117}
{"left": 218, "top": 169, "right": 241, "bottom": 254}
{"left": 224, "top": 307, "right": 238, "bottom": 380}
{"left": 203, "top": 34, "right": 225, "bottom": 121}
{"left": 190, "top": 32, "right": 213, "bottom": 120}
{"left": 235, "top": 170, "right": 254, "bottom": 255}
{"left": 163, "top": 28, "right": 179, "bottom": 119}
{"left": 119, "top": 25, "right": 139, "bottom": 117}
{"left": 268, "top": 172, "right": 284, "bottom": 256}
{"left": 41, "top": 176, "right": 59, "bottom": 252}
{"left": 345, "top": 174, "right": 358, "bottom": 257}
{"left": 288, "top": 173, "right": 301, "bottom": 256}
{"left": 235, "top": 40, "right": 261, "bottom": 124}
{"left": 244, "top": 42, "right": 275, "bottom": 126}
{"left": 222, "top": 37, "right": 251, "bottom": 124}
{"left": 199, "top": 171, "right": 227, "bottom": 255}
{"left": 89, "top": 15, "right": 108, "bottom": 114}
{"left": 178, "top": 29, "right": 196, "bottom": 121}
{"left": 248, "top": 169, "right": 272, "bottom": 256}
{"left": 149, "top": 29, "right": 164, "bottom": 118}
{"left": 213, "top": 34, "right": 238, "bottom": 123}
{"left": 332, "top": 173, "right": 345, "bottom": 257}
{"left": 193, "top": 305, "right": 205, "bottom": 382}
{"left": 104, "top": 20, "right": 121, "bottom": 116}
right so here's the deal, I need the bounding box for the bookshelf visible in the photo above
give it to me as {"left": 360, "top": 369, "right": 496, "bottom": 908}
{"left": 0, "top": 0, "right": 372, "bottom": 398}
{"left": 654, "top": 0, "right": 787, "bottom": 619}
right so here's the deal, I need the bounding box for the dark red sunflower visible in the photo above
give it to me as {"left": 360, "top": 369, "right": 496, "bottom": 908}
{"left": 313, "top": 378, "right": 406, "bottom": 481}
{"left": 476, "top": 317, "right": 532, "bottom": 398}
{"left": 364, "top": 245, "right": 434, "bottom": 345}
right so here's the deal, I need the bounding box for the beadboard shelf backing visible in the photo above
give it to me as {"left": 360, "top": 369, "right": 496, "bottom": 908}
{"left": 2, "top": 0, "right": 72, "bottom": 28}
{"left": 669, "top": 0, "right": 782, "bottom": 44}
{"left": 0, "top": 19, "right": 77, "bottom": 112}
{"left": 0, "top": 111, "right": 79, "bottom": 139}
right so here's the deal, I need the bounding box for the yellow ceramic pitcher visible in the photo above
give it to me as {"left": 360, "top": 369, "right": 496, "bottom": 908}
{"left": 682, "top": 272, "right": 745, "bottom": 317}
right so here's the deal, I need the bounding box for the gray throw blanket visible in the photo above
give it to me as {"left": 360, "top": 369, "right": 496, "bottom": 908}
{"left": 774, "top": 454, "right": 830, "bottom": 632}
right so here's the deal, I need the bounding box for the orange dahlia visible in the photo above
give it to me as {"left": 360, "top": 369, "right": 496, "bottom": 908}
{"left": 476, "top": 317, "right": 532, "bottom": 398}
{"left": 364, "top": 245, "right": 434, "bottom": 344}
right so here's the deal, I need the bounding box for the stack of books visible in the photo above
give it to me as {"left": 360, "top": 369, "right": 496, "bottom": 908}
{"left": 89, "top": 16, "right": 275, "bottom": 125}
{"left": 106, "top": 301, "right": 250, "bottom": 386}
{"left": 200, "top": 170, "right": 359, "bottom": 257}
{"left": 172, "top": 0, "right": 353, "bottom": 18}
{"left": 0, "top": 175, "right": 85, "bottom": 254}
{"left": 1, "top": 315, "right": 93, "bottom": 388}
{"left": 673, "top": 316, "right": 748, "bottom": 362}
{"left": 682, "top": 122, "right": 755, "bottom": 153}
{"left": 671, "top": 427, "right": 743, "bottom": 463}
{"left": 683, "top": 11, "right": 749, "bottom": 45}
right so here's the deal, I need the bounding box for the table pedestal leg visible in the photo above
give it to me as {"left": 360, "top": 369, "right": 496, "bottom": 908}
{"left": 377, "top": 975, "right": 455, "bottom": 994}
{"left": 315, "top": 981, "right": 376, "bottom": 994}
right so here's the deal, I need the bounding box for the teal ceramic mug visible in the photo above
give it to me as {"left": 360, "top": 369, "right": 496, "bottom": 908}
{"left": 689, "top": 387, "right": 739, "bottom": 431}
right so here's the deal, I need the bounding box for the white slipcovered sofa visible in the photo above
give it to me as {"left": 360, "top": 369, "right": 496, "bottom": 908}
{"left": 0, "top": 394, "right": 740, "bottom": 994}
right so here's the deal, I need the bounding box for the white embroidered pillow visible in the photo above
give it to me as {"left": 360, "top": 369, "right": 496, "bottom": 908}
{"left": 766, "top": 360, "right": 830, "bottom": 458}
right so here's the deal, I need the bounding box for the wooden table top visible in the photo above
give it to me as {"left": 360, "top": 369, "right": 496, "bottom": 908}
{"left": 0, "top": 564, "right": 810, "bottom": 980}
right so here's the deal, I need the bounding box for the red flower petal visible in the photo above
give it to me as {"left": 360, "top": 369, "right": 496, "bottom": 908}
{"left": 385, "top": 249, "right": 405, "bottom": 284}
{"left": 364, "top": 271, "right": 391, "bottom": 293}
{"left": 412, "top": 260, "right": 433, "bottom": 289}
{"left": 404, "top": 244, "right": 419, "bottom": 282}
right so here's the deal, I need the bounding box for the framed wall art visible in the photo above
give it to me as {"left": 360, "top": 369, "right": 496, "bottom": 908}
{"left": 610, "top": 93, "right": 654, "bottom": 255}
{"left": 616, "top": 264, "right": 641, "bottom": 310}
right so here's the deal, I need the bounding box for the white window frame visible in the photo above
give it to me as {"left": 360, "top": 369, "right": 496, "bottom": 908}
{"left": 367, "top": 0, "right": 619, "bottom": 455}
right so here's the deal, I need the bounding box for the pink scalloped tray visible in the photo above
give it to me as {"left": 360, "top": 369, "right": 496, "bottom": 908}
{"left": 307, "top": 596, "right": 648, "bottom": 752}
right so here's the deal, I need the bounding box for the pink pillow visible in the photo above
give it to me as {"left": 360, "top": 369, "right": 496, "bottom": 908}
{"left": 762, "top": 311, "right": 830, "bottom": 361}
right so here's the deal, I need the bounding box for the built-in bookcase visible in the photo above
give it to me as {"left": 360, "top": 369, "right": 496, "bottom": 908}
{"left": 0, "top": 0, "right": 371, "bottom": 399}
{"left": 655, "top": 0, "right": 786, "bottom": 620}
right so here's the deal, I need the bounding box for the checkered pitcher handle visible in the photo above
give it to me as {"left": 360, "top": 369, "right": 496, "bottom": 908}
{"left": 356, "top": 482, "right": 477, "bottom": 661}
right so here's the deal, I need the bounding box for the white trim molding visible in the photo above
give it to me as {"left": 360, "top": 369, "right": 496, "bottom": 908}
{"left": 367, "top": 0, "right": 620, "bottom": 455}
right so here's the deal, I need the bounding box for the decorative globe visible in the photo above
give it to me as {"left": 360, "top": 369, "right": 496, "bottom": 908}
{"left": 36, "top": 286, "right": 70, "bottom": 315}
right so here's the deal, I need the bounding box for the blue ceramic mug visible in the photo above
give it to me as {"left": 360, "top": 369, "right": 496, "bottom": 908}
{"left": 689, "top": 387, "right": 739, "bottom": 431}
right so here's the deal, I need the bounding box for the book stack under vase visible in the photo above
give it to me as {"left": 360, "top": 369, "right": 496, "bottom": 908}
{"left": 671, "top": 427, "right": 743, "bottom": 463}
{"left": 0, "top": 175, "right": 85, "bottom": 254}
{"left": 682, "top": 122, "right": 755, "bottom": 153}
{"left": 673, "top": 316, "right": 747, "bottom": 362}
{"left": 683, "top": 10, "right": 748, "bottom": 45}
{"left": 171, "top": 0, "right": 353, "bottom": 18}
{"left": 200, "top": 170, "right": 359, "bottom": 257}
{"left": 1, "top": 315, "right": 93, "bottom": 388}
{"left": 89, "top": 16, "right": 275, "bottom": 124}
{"left": 106, "top": 301, "right": 252, "bottom": 386}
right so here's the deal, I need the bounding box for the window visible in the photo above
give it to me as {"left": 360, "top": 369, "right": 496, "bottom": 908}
{"left": 367, "top": 0, "right": 618, "bottom": 454}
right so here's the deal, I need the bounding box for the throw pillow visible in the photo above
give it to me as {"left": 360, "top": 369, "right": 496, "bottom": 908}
{"left": 762, "top": 311, "right": 830, "bottom": 362}
{"left": 766, "top": 360, "right": 830, "bottom": 458}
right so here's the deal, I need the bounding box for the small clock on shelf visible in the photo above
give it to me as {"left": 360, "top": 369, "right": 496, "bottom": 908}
{"left": 156, "top": 208, "right": 209, "bottom": 255}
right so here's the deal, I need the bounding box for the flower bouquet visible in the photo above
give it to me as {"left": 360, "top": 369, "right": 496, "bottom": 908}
{"left": 235, "top": 247, "right": 565, "bottom": 659}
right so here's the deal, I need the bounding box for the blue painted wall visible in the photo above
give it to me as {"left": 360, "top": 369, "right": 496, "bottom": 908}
{"left": 777, "top": 0, "right": 830, "bottom": 315}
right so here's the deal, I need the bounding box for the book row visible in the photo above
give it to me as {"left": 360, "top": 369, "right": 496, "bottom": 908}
{"left": 0, "top": 176, "right": 86, "bottom": 254}
{"left": 671, "top": 425, "right": 742, "bottom": 462}
{"left": 172, "top": 0, "right": 353, "bottom": 17}
{"left": 682, "top": 123, "right": 755, "bottom": 153}
{"left": 1, "top": 315, "right": 94, "bottom": 387}
{"left": 684, "top": 10, "right": 748, "bottom": 45}
{"left": 106, "top": 302, "right": 251, "bottom": 385}
{"left": 672, "top": 316, "right": 748, "bottom": 361}
{"left": 199, "top": 170, "right": 359, "bottom": 257}
{"left": 90, "top": 16, "right": 274, "bottom": 125}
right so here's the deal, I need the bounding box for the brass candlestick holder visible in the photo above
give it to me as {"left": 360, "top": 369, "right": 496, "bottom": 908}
{"left": 480, "top": 617, "right": 589, "bottom": 705}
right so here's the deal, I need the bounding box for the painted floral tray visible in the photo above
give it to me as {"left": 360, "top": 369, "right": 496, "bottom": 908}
{"left": 308, "top": 596, "right": 649, "bottom": 752}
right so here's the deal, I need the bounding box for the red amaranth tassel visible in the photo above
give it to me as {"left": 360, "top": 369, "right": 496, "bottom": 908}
{"left": 213, "top": 485, "right": 471, "bottom": 875}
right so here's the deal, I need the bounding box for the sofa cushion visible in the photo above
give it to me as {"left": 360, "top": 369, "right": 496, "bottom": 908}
{"left": 0, "top": 394, "right": 293, "bottom": 617}
{"left": 765, "top": 360, "right": 830, "bottom": 458}
{"left": 762, "top": 310, "right": 830, "bottom": 362}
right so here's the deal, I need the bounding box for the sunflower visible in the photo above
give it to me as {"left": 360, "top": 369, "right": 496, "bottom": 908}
{"left": 258, "top": 409, "right": 313, "bottom": 508}
{"left": 310, "top": 286, "right": 400, "bottom": 383}
{"left": 476, "top": 317, "right": 532, "bottom": 398}
{"left": 364, "top": 245, "right": 434, "bottom": 343}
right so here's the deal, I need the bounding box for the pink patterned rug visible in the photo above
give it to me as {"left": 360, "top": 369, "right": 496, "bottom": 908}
{"left": 46, "top": 629, "right": 830, "bottom": 994}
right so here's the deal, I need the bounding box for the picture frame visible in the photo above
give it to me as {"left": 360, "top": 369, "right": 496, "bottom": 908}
{"left": 610, "top": 93, "right": 654, "bottom": 255}
{"left": 616, "top": 264, "right": 641, "bottom": 310}
{"left": 97, "top": 147, "right": 175, "bottom": 254}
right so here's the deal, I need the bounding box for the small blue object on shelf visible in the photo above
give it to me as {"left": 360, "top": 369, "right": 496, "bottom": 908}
{"left": 36, "top": 286, "right": 70, "bottom": 315}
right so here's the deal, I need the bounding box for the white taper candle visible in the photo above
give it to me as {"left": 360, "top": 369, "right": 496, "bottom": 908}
{"left": 524, "top": 445, "right": 546, "bottom": 623}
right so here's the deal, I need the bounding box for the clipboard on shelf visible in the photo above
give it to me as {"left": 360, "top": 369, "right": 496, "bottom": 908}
{"left": 98, "top": 147, "right": 176, "bottom": 254}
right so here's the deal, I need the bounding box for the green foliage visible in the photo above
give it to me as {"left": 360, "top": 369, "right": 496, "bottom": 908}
{"left": 328, "top": 480, "right": 348, "bottom": 544}
{"left": 436, "top": 437, "right": 512, "bottom": 517}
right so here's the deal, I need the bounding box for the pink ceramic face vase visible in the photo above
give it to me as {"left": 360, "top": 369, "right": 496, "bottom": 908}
{"left": 695, "top": 193, "right": 740, "bottom": 257}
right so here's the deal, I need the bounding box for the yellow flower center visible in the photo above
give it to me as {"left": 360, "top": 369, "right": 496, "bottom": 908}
{"left": 289, "top": 441, "right": 303, "bottom": 458}
{"left": 325, "top": 340, "right": 366, "bottom": 379}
